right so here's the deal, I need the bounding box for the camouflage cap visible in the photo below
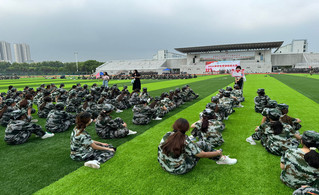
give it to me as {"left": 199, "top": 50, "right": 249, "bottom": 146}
{"left": 169, "top": 90, "right": 174, "bottom": 93}
{"left": 163, "top": 92, "right": 169, "bottom": 96}
{"left": 182, "top": 86, "right": 187, "bottom": 90}
{"left": 143, "top": 87, "right": 147, "bottom": 91}
{"left": 233, "top": 84, "right": 239, "bottom": 89}
{"left": 302, "top": 131, "right": 319, "bottom": 146}
{"left": 140, "top": 98, "right": 148, "bottom": 104}
{"left": 5, "top": 98, "right": 14, "bottom": 106}
{"left": 55, "top": 102, "right": 65, "bottom": 110}
{"left": 202, "top": 108, "right": 215, "bottom": 118}
{"left": 211, "top": 96, "right": 219, "bottom": 102}
{"left": 83, "top": 84, "right": 88, "bottom": 87}
{"left": 11, "top": 109, "right": 27, "bottom": 120}
{"left": 85, "top": 94, "right": 93, "bottom": 100}
{"left": 223, "top": 91, "right": 231, "bottom": 97}
{"left": 101, "top": 91, "right": 107, "bottom": 96}
{"left": 277, "top": 103, "right": 289, "bottom": 110}
{"left": 267, "top": 100, "right": 278, "bottom": 108}
{"left": 226, "top": 86, "right": 233, "bottom": 91}
{"left": 102, "top": 104, "right": 114, "bottom": 112}
{"left": 257, "top": 88, "right": 265, "bottom": 93}
{"left": 267, "top": 108, "right": 281, "bottom": 120}
{"left": 1, "top": 92, "right": 6, "bottom": 96}
{"left": 154, "top": 96, "right": 160, "bottom": 101}
{"left": 175, "top": 88, "right": 180, "bottom": 92}
{"left": 206, "top": 102, "right": 217, "bottom": 110}
{"left": 70, "top": 91, "right": 77, "bottom": 96}
{"left": 123, "top": 85, "right": 127, "bottom": 89}
{"left": 219, "top": 89, "right": 225, "bottom": 93}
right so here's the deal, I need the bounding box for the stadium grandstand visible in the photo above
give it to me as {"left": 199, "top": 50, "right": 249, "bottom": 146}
{"left": 96, "top": 41, "right": 319, "bottom": 75}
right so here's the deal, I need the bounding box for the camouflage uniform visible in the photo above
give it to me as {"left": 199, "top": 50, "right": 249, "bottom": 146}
{"left": 82, "top": 101, "right": 99, "bottom": 119}
{"left": 219, "top": 96, "right": 234, "bottom": 116}
{"left": 45, "top": 110, "right": 75, "bottom": 133}
{"left": 293, "top": 186, "right": 319, "bottom": 195}
{"left": 231, "top": 89, "right": 244, "bottom": 103}
{"left": 66, "top": 97, "right": 78, "bottom": 113}
{"left": 4, "top": 119, "right": 45, "bottom": 145}
{"left": 157, "top": 131, "right": 217, "bottom": 175}
{"left": 254, "top": 95, "right": 271, "bottom": 113}
{"left": 37, "top": 103, "right": 55, "bottom": 118}
{"left": 264, "top": 123, "right": 299, "bottom": 156}
{"left": 191, "top": 120, "right": 224, "bottom": 148}
{"left": 161, "top": 97, "right": 175, "bottom": 111}
{"left": 132, "top": 104, "right": 154, "bottom": 125}
{"left": 280, "top": 148, "right": 319, "bottom": 189}
{"left": 129, "top": 93, "right": 140, "bottom": 106}
{"left": 1, "top": 106, "right": 17, "bottom": 127}
{"left": 70, "top": 128, "right": 115, "bottom": 163}
{"left": 95, "top": 116, "right": 129, "bottom": 139}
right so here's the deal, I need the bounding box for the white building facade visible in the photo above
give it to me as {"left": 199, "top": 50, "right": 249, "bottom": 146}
{"left": 0, "top": 41, "right": 12, "bottom": 63}
{"left": 13, "top": 43, "right": 32, "bottom": 63}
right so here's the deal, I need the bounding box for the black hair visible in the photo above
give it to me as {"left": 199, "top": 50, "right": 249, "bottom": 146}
{"left": 270, "top": 121, "right": 283, "bottom": 135}
{"left": 236, "top": 66, "right": 241, "bottom": 70}
{"left": 305, "top": 151, "right": 319, "bottom": 168}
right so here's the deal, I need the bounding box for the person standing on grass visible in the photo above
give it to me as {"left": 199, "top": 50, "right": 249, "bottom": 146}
{"left": 132, "top": 70, "right": 141, "bottom": 91}
{"left": 102, "top": 72, "right": 110, "bottom": 87}
{"left": 233, "top": 66, "right": 244, "bottom": 90}
{"left": 70, "top": 112, "right": 116, "bottom": 169}
{"left": 158, "top": 118, "right": 237, "bottom": 175}
{"left": 280, "top": 131, "right": 319, "bottom": 189}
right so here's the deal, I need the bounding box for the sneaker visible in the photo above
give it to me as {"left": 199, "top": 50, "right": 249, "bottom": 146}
{"left": 84, "top": 160, "right": 100, "bottom": 169}
{"left": 31, "top": 119, "right": 38, "bottom": 123}
{"left": 41, "top": 132, "right": 55, "bottom": 139}
{"left": 216, "top": 155, "right": 237, "bottom": 165}
{"left": 246, "top": 136, "right": 256, "bottom": 145}
{"left": 116, "top": 109, "right": 123, "bottom": 113}
{"left": 153, "top": 117, "right": 162, "bottom": 120}
{"left": 128, "top": 130, "right": 137, "bottom": 135}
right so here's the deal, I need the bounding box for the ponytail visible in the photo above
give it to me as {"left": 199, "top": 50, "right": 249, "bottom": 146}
{"left": 271, "top": 121, "right": 283, "bottom": 135}
{"left": 83, "top": 101, "right": 89, "bottom": 110}
{"left": 0, "top": 105, "right": 8, "bottom": 118}
{"left": 201, "top": 117, "right": 209, "bottom": 133}
{"left": 75, "top": 112, "right": 91, "bottom": 136}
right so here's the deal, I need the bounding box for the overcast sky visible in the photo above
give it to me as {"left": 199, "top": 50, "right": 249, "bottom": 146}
{"left": 1, "top": 0, "right": 319, "bottom": 62}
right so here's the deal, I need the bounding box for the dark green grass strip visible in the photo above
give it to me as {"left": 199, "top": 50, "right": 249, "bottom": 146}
{"left": 0, "top": 75, "right": 232, "bottom": 195}
{"left": 37, "top": 74, "right": 319, "bottom": 195}
{"left": 271, "top": 74, "right": 319, "bottom": 103}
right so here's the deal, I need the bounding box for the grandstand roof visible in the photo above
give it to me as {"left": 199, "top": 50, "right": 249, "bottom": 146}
{"left": 175, "top": 41, "right": 284, "bottom": 54}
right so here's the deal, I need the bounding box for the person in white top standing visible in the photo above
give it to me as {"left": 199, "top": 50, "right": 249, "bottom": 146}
{"left": 102, "top": 72, "right": 110, "bottom": 87}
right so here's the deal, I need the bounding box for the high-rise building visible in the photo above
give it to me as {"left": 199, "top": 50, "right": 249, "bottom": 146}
{"left": 0, "top": 41, "right": 12, "bottom": 63}
{"left": 13, "top": 43, "right": 32, "bottom": 63}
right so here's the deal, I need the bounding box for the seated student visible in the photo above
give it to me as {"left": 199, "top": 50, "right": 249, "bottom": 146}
{"left": 191, "top": 109, "right": 224, "bottom": 148}
{"left": 37, "top": 96, "right": 55, "bottom": 118}
{"left": 254, "top": 88, "right": 271, "bottom": 113}
{"left": 4, "top": 110, "right": 54, "bottom": 145}
{"left": 174, "top": 88, "right": 184, "bottom": 106}
{"left": 139, "top": 87, "right": 151, "bottom": 100}
{"left": 185, "top": 84, "right": 199, "bottom": 100}
{"left": 132, "top": 98, "right": 161, "bottom": 125}
{"left": 18, "top": 94, "right": 36, "bottom": 114}
{"left": 0, "top": 99, "right": 17, "bottom": 127}
{"left": 66, "top": 91, "right": 77, "bottom": 113}
{"left": 149, "top": 96, "right": 168, "bottom": 118}
{"left": 293, "top": 186, "right": 319, "bottom": 195}
{"left": 246, "top": 108, "right": 299, "bottom": 156}
{"left": 115, "top": 91, "right": 129, "bottom": 111}
{"left": 280, "top": 131, "right": 319, "bottom": 189}
{"left": 81, "top": 95, "right": 99, "bottom": 119}
{"left": 231, "top": 84, "right": 244, "bottom": 107}
{"left": 210, "top": 96, "right": 227, "bottom": 121}
{"left": 70, "top": 112, "right": 116, "bottom": 169}
{"left": 161, "top": 92, "right": 176, "bottom": 111}
{"left": 260, "top": 100, "right": 280, "bottom": 124}
{"left": 95, "top": 104, "right": 136, "bottom": 139}
{"left": 278, "top": 103, "right": 302, "bottom": 134}
{"left": 45, "top": 103, "right": 75, "bottom": 133}
{"left": 56, "top": 88, "right": 68, "bottom": 104}
{"left": 129, "top": 89, "right": 140, "bottom": 106}
{"left": 157, "top": 118, "right": 237, "bottom": 175}
{"left": 219, "top": 91, "right": 234, "bottom": 118}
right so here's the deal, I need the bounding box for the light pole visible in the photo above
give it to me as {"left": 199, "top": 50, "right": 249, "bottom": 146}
{"left": 74, "top": 52, "right": 79, "bottom": 72}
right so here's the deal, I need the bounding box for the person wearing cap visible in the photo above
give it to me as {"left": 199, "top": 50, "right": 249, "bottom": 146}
{"left": 95, "top": 104, "right": 136, "bottom": 139}
{"left": 185, "top": 85, "right": 199, "bottom": 100}
{"left": 259, "top": 100, "right": 281, "bottom": 125}
{"left": 161, "top": 92, "right": 175, "bottom": 112}
{"left": 70, "top": 112, "right": 116, "bottom": 169}
{"left": 246, "top": 108, "right": 299, "bottom": 156}
{"left": 140, "top": 87, "right": 150, "bottom": 99}
{"left": 80, "top": 95, "right": 99, "bottom": 119}
{"left": 129, "top": 89, "right": 141, "bottom": 106}
{"left": 56, "top": 88, "right": 68, "bottom": 104}
{"left": 132, "top": 98, "right": 161, "bottom": 125}
{"left": 149, "top": 96, "right": 168, "bottom": 118}
{"left": 280, "top": 130, "right": 319, "bottom": 189}
{"left": 66, "top": 91, "right": 78, "bottom": 113}
{"left": 45, "top": 103, "right": 75, "bottom": 133}
{"left": 219, "top": 91, "right": 234, "bottom": 119}
{"left": 0, "top": 99, "right": 17, "bottom": 127}
{"left": 158, "top": 118, "right": 237, "bottom": 175}
{"left": 254, "top": 88, "right": 271, "bottom": 113}
{"left": 190, "top": 109, "right": 224, "bottom": 148}
{"left": 232, "top": 84, "right": 245, "bottom": 107}
{"left": 278, "top": 103, "right": 302, "bottom": 134}
{"left": 38, "top": 96, "right": 55, "bottom": 118}
{"left": 4, "top": 109, "right": 54, "bottom": 145}
{"left": 216, "top": 89, "right": 225, "bottom": 99}
{"left": 210, "top": 96, "right": 227, "bottom": 121}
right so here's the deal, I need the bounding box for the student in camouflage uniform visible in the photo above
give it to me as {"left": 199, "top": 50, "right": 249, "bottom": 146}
{"left": 139, "top": 87, "right": 150, "bottom": 100}
{"left": 246, "top": 108, "right": 299, "bottom": 155}
{"left": 37, "top": 96, "right": 55, "bottom": 118}
{"left": 219, "top": 91, "right": 234, "bottom": 118}
{"left": 18, "top": 94, "right": 35, "bottom": 115}
{"left": 161, "top": 92, "right": 176, "bottom": 111}
{"left": 4, "top": 110, "right": 54, "bottom": 145}
{"left": 132, "top": 98, "right": 159, "bottom": 125}
{"left": 278, "top": 103, "right": 302, "bottom": 134}
{"left": 191, "top": 109, "right": 224, "bottom": 148}
{"left": 56, "top": 88, "right": 68, "bottom": 104}
{"left": 174, "top": 88, "right": 184, "bottom": 106}
{"left": 210, "top": 96, "right": 227, "bottom": 121}
{"left": 254, "top": 88, "right": 271, "bottom": 113}
{"left": 157, "top": 118, "right": 237, "bottom": 175}
{"left": 66, "top": 91, "right": 78, "bottom": 113}
{"left": 185, "top": 85, "right": 199, "bottom": 100}
{"left": 95, "top": 104, "right": 136, "bottom": 139}
{"left": 0, "top": 99, "right": 17, "bottom": 127}
{"left": 293, "top": 186, "right": 319, "bottom": 195}
{"left": 129, "top": 89, "right": 140, "bottom": 106}
{"left": 45, "top": 103, "right": 75, "bottom": 133}
{"left": 260, "top": 100, "right": 280, "bottom": 124}
{"left": 70, "top": 112, "right": 116, "bottom": 169}
{"left": 149, "top": 96, "right": 168, "bottom": 118}
{"left": 81, "top": 95, "right": 99, "bottom": 119}
{"left": 280, "top": 131, "right": 319, "bottom": 189}
{"left": 231, "top": 84, "right": 244, "bottom": 107}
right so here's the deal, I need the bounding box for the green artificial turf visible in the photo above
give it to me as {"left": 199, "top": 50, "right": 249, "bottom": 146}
{"left": 286, "top": 73, "right": 319, "bottom": 80}
{"left": 271, "top": 74, "right": 319, "bottom": 103}
{"left": 0, "top": 75, "right": 232, "bottom": 195}
{"left": 35, "top": 74, "right": 319, "bottom": 195}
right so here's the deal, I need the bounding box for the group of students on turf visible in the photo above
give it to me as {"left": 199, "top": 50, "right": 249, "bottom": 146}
{"left": 0, "top": 82, "right": 199, "bottom": 169}
{"left": 245, "top": 88, "right": 319, "bottom": 194}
